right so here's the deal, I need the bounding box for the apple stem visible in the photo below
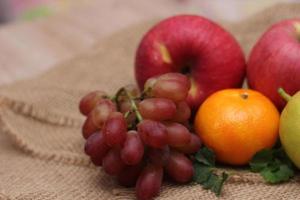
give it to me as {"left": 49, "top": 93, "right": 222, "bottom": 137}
{"left": 278, "top": 88, "right": 292, "bottom": 102}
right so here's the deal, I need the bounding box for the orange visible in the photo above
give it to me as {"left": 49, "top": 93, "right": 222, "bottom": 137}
{"left": 194, "top": 89, "right": 280, "bottom": 165}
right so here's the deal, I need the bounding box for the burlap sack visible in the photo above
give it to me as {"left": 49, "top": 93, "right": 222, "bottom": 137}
{"left": 1, "top": 3, "right": 300, "bottom": 200}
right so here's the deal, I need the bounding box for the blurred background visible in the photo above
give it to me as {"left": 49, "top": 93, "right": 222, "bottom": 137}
{"left": 0, "top": 0, "right": 298, "bottom": 85}
{"left": 0, "top": 0, "right": 298, "bottom": 24}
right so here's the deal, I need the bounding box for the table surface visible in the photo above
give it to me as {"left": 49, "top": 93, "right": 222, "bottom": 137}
{"left": 0, "top": 0, "right": 292, "bottom": 85}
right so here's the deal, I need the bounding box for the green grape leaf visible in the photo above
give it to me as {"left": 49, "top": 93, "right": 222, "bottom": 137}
{"left": 193, "top": 147, "right": 228, "bottom": 196}
{"left": 249, "top": 148, "right": 295, "bottom": 184}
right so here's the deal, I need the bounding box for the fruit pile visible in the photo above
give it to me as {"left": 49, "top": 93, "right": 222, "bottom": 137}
{"left": 80, "top": 73, "right": 201, "bottom": 200}
{"left": 79, "top": 14, "right": 300, "bottom": 200}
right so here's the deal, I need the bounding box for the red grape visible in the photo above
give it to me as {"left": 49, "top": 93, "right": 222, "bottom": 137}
{"left": 137, "top": 120, "right": 168, "bottom": 148}
{"left": 116, "top": 84, "right": 140, "bottom": 105}
{"left": 79, "top": 90, "right": 107, "bottom": 116}
{"left": 121, "top": 131, "right": 144, "bottom": 165}
{"left": 165, "top": 122, "right": 191, "bottom": 147}
{"left": 148, "top": 146, "right": 170, "bottom": 167}
{"left": 82, "top": 115, "right": 98, "bottom": 139}
{"left": 174, "top": 134, "right": 202, "bottom": 154}
{"left": 136, "top": 164, "right": 163, "bottom": 200}
{"left": 90, "top": 99, "right": 116, "bottom": 128}
{"left": 165, "top": 151, "right": 194, "bottom": 183}
{"left": 117, "top": 163, "right": 144, "bottom": 187}
{"left": 84, "top": 132, "right": 110, "bottom": 166}
{"left": 172, "top": 101, "right": 191, "bottom": 123}
{"left": 152, "top": 73, "right": 191, "bottom": 102}
{"left": 139, "top": 98, "right": 176, "bottom": 121}
{"left": 119, "top": 99, "right": 131, "bottom": 113}
{"left": 90, "top": 156, "right": 103, "bottom": 166}
{"left": 158, "top": 73, "right": 191, "bottom": 89}
{"left": 123, "top": 84, "right": 140, "bottom": 97}
{"left": 181, "top": 121, "right": 192, "bottom": 131}
{"left": 102, "top": 112, "right": 127, "bottom": 147}
{"left": 143, "top": 76, "right": 158, "bottom": 95}
{"left": 102, "top": 149, "right": 125, "bottom": 176}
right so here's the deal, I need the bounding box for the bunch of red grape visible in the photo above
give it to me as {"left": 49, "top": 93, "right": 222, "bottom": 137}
{"left": 79, "top": 73, "right": 202, "bottom": 200}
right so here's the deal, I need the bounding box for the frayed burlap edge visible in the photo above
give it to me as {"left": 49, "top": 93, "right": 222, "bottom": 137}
{"left": 0, "top": 96, "right": 82, "bottom": 128}
{"left": 0, "top": 105, "right": 91, "bottom": 167}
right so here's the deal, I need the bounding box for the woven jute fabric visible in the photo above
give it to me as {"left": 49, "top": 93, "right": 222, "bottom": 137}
{"left": 1, "top": 3, "right": 300, "bottom": 200}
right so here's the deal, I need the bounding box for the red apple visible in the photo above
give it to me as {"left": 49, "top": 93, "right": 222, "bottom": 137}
{"left": 247, "top": 19, "right": 300, "bottom": 110}
{"left": 135, "top": 15, "right": 246, "bottom": 111}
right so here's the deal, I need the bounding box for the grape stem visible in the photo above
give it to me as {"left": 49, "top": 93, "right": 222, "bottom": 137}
{"left": 124, "top": 110, "right": 131, "bottom": 118}
{"left": 140, "top": 87, "right": 151, "bottom": 100}
{"left": 124, "top": 89, "right": 143, "bottom": 122}
{"left": 114, "top": 87, "right": 143, "bottom": 122}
